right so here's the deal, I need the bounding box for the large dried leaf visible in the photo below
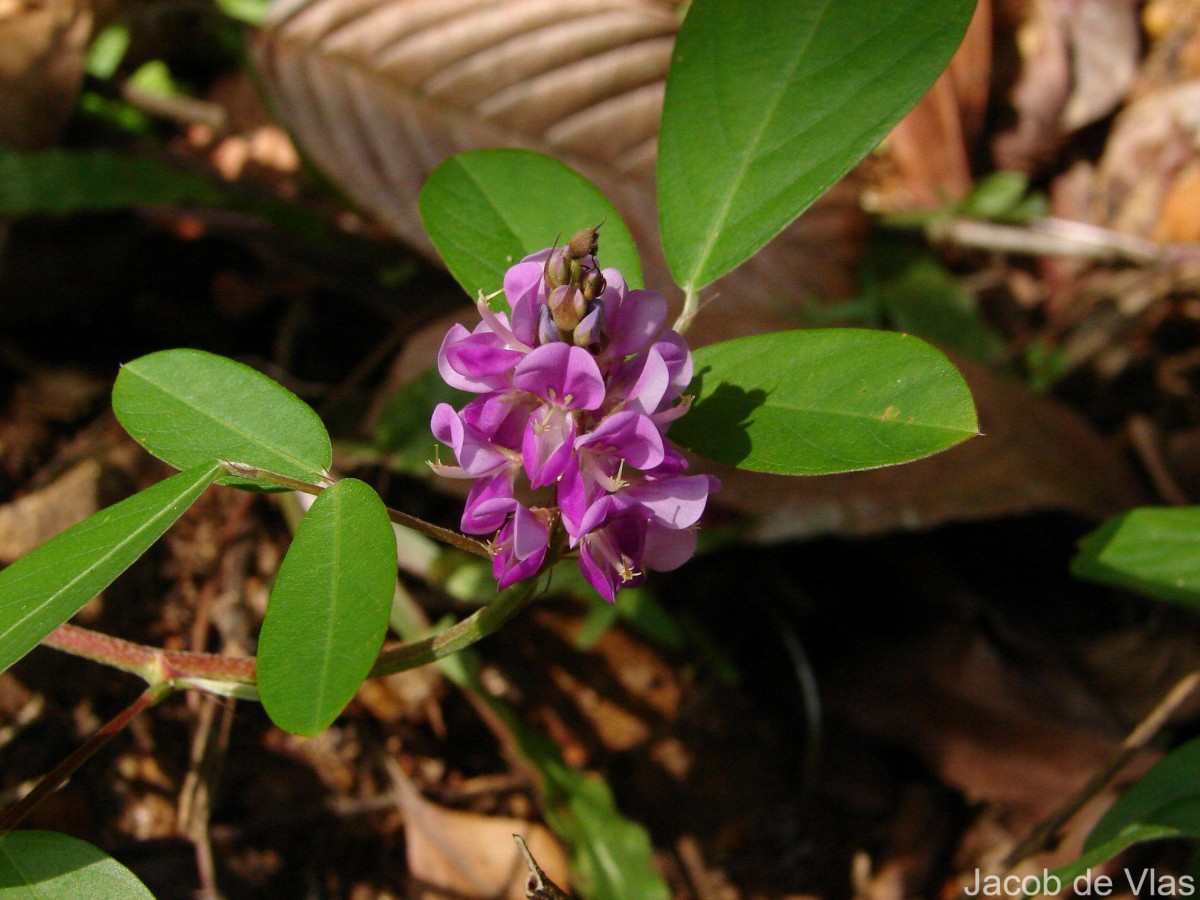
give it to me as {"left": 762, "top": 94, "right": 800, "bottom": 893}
{"left": 715, "top": 356, "right": 1148, "bottom": 542}
{"left": 394, "top": 755, "right": 570, "bottom": 899}
{"left": 882, "top": 0, "right": 992, "bottom": 208}
{"left": 253, "top": 0, "right": 865, "bottom": 309}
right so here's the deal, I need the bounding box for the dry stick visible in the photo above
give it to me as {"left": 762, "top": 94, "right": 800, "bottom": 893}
{"left": 0, "top": 683, "right": 173, "bottom": 836}
{"left": 1001, "top": 668, "right": 1200, "bottom": 871}
{"left": 925, "top": 217, "right": 1200, "bottom": 266}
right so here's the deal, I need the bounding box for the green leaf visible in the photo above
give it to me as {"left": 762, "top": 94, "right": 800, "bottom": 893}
{"left": 670, "top": 329, "right": 978, "bottom": 474}
{"left": 258, "top": 479, "right": 397, "bottom": 736}
{"left": 0, "top": 462, "right": 220, "bottom": 674}
{"left": 1073, "top": 507, "right": 1200, "bottom": 606}
{"left": 658, "top": 0, "right": 976, "bottom": 290}
{"left": 0, "top": 831, "right": 154, "bottom": 898}
{"left": 1031, "top": 824, "right": 1187, "bottom": 896}
{"left": 0, "top": 149, "right": 225, "bottom": 216}
{"left": 113, "top": 349, "right": 332, "bottom": 490}
{"left": 419, "top": 149, "right": 642, "bottom": 298}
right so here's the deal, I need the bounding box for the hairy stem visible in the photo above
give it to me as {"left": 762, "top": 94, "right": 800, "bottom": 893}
{"left": 0, "top": 683, "right": 172, "bottom": 836}
{"left": 42, "top": 579, "right": 540, "bottom": 697}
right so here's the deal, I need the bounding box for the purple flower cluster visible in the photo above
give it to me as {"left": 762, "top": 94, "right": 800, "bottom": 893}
{"left": 430, "top": 229, "right": 718, "bottom": 601}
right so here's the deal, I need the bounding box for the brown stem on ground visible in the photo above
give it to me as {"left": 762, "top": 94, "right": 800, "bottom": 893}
{"left": 999, "top": 668, "right": 1200, "bottom": 871}
{"left": 0, "top": 683, "right": 173, "bottom": 836}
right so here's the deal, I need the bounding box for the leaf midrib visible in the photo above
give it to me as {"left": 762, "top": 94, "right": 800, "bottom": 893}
{"left": 125, "top": 365, "right": 325, "bottom": 476}
{"left": 679, "top": 0, "right": 830, "bottom": 291}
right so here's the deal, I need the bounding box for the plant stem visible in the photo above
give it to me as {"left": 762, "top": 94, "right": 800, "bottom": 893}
{"left": 220, "top": 461, "right": 491, "bottom": 559}
{"left": 369, "top": 579, "right": 540, "bottom": 676}
{"left": 0, "top": 683, "right": 172, "bottom": 836}
{"left": 672, "top": 285, "right": 700, "bottom": 335}
{"left": 42, "top": 580, "right": 541, "bottom": 697}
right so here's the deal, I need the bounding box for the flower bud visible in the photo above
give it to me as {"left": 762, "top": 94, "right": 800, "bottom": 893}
{"left": 573, "top": 300, "right": 604, "bottom": 347}
{"left": 537, "top": 304, "right": 561, "bottom": 345}
{"left": 543, "top": 247, "right": 570, "bottom": 291}
{"left": 549, "top": 284, "right": 586, "bottom": 332}
{"left": 580, "top": 267, "right": 606, "bottom": 302}
{"left": 567, "top": 226, "right": 600, "bottom": 260}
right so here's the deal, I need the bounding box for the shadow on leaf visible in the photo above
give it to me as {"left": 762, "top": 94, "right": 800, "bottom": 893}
{"left": 674, "top": 367, "right": 768, "bottom": 467}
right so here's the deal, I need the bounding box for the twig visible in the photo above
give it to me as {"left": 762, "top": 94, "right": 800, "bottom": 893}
{"left": 926, "top": 217, "right": 1200, "bottom": 266}
{"left": 0, "top": 684, "right": 172, "bottom": 836}
{"left": 514, "top": 834, "right": 572, "bottom": 899}
{"left": 1128, "top": 416, "right": 1190, "bottom": 506}
{"left": 1000, "top": 668, "right": 1200, "bottom": 871}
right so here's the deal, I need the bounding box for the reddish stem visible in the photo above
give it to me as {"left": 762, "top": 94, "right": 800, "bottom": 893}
{"left": 0, "top": 683, "right": 172, "bottom": 836}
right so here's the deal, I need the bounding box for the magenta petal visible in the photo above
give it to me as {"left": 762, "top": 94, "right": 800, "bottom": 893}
{"left": 511, "top": 504, "right": 548, "bottom": 560}
{"left": 627, "top": 474, "right": 712, "bottom": 529}
{"left": 505, "top": 261, "right": 545, "bottom": 347}
{"left": 461, "top": 474, "right": 516, "bottom": 534}
{"left": 598, "top": 267, "right": 626, "bottom": 299}
{"left": 558, "top": 461, "right": 595, "bottom": 541}
{"left": 654, "top": 330, "right": 694, "bottom": 391}
{"left": 448, "top": 339, "right": 523, "bottom": 378}
{"left": 431, "top": 402, "right": 463, "bottom": 449}
{"left": 514, "top": 343, "right": 605, "bottom": 410}
{"left": 522, "top": 404, "right": 576, "bottom": 488}
{"left": 578, "top": 547, "right": 617, "bottom": 602}
{"left": 579, "top": 410, "right": 664, "bottom": 471}
{"left": 493, "top": 505, "right": 548, "bottom": 590}
{"left": 607, "top": 288, "right": 667, "bottom": 357}
{"left": 642, "top": 524, "right": 697, "bottom": 572}
{"left": 623, "top": 349, "right": 671, "bottom": 417}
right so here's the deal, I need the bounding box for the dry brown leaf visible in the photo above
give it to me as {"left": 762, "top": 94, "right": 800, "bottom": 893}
{"left": 253, "top": 0, "right": 865, "bottom": 313}
{"left": 0, "top": 0, "right": 91, "bottom": 150}
{"left": 0, "top": 460, "right": 100, "bottom": 563}
{"left": 825, "top": 603, "right": 1153, "bottom": 835}
{"left": 1094, "top": 81, "right": 1200, "bottom": 239}
{"left": 993, "top": 0, "right": 1137, "bottom": 173}
{"left": 879, "top": 0, "right": 993, "bottom": 209}
{"left": 395, "top": 771, "right": 570, "bottom": 899}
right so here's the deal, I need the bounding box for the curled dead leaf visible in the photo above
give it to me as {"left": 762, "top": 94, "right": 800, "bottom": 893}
{"left": 394, "top": 768, "right": 570, "bottom": 900}
{"left": 253, "top": 0, "right": 865, "bottom": 314}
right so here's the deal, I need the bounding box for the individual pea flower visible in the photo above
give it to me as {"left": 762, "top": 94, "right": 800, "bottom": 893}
{"left": 430, "top": 227, "right": 718, "bottom": 601}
